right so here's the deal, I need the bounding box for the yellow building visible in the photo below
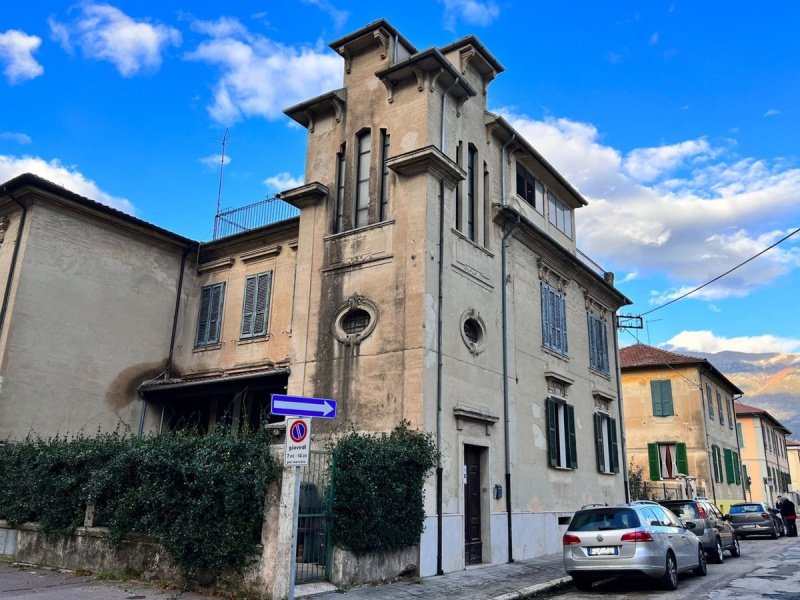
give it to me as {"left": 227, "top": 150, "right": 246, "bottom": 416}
{"left": 735, "top": 402, "right": 792, "bottom": 507}
{"left": 620, "top": 344, "right": 746, "bottom": 512}
{"left": 787, "top": 439, "right": 800, "bottom": 506}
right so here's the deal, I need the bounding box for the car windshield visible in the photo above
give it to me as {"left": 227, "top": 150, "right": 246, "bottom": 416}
{"left": 568, "top": 509, "right": 640, "bottom": 531}
{"left": 729, "top": 504, "right": 764, "bottom": 514}
{"left": 661, "top": 502, "right": 699, "bottom": 519}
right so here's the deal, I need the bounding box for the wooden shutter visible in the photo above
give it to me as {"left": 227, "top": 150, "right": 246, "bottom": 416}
{"left": 711, "top": 445, "right": 720, "bottom": 482}
{"left": 650, "top": 381, "right": 673, "bottom": 416}
{"left": 195, "top": 286, "right": 211, "bottom": 346}
{"left": 648, "top": 443, "right": 661, "bottom": 480}
{"left": 541, "top": 284, "right": 551, "bottom": 349}
{"left": 676, "top": 442, "right": 688, "bottom": 475}
{"left": 610, "top": 417, "right": 619, "bottom": 474}
{"left": 546, "top": 398, "right": 558, "bottom": 467}
{"left": 650, "top": 381, "right": 663, "bottom": 416}
{"left": 207, "top": 283, "right": 224, "bottom": 344}
{"left": 733, "top": 452, "right": 741, "bottom": 485}
{"left": 742, "top": 463, "right": 750, "bottom": 490}
{"left": 566, "top": 404, "right": 577, "bottom": 469}
{"left": 594, "top": 413, "right": 604, "bottom": 472}
{"left": 557, "top": 294, "right": 568, "bottom": 354}
{"left": 252, "top": 272, "right": 272, "bottom": 336}
{"left": 724, "top": 448, "right": 735, "bottom": 483}
{"left": 240, "top": 276, "right": 257, "bottom": 337}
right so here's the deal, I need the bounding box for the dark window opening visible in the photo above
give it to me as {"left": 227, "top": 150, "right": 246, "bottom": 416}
{"left": 342, "top": 309, "right": 371, "bottom": 334}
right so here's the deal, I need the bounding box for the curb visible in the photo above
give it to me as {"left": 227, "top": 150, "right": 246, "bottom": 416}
{"left": 489, "top": 576, "right": 572, "bottom": 600}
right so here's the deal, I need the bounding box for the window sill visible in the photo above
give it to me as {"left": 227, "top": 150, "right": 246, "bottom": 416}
{"left": 542, "top": 346, "right": 570, "bottom": 361}
{"left": 589, "top": 367, "right": 611, "bottom": 379}
{"left": 237, "top": 335, "right": 270, "bottom": 346}
{"left": 193, "top": 343, "right": 222, "bottom": 353}
{"left": 551, "top": 465, "right": 575, "bottom": 472}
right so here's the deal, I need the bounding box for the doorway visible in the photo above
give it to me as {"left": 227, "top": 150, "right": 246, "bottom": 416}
{"left": 464, "top": 445, "right": 483, "bottom": 565}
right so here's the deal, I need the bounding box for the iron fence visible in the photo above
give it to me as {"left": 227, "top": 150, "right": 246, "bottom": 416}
{"left": 631, "top": 480, "right": 707, "bottom": 502}
{"left": 295, "top": 451, "right": 333, "bottom": 583}
{"left": 213, "top": 196, "right": 300, "bottom": 240}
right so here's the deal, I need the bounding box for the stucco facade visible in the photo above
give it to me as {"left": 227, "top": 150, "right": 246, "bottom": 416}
{"left": 787, "top": 439, "right": 800, "bottom": 505}
{"left": 735, "top": 402, "right": 792, "bottom": 508}
{"left": 620, "top": 344, "right": 746, "bottom": 512}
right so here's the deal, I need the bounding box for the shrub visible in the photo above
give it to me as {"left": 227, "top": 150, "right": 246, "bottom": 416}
{"left": 331, "top": 422, "right": 437, "bottom": 554}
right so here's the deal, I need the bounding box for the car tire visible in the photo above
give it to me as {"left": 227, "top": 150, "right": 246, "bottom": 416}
{"left": 694, "top": 546, "right": 708, "bottom": 577}
{"left": 730, "top": 536, "right": 741, "bottom": 557}
{"left": 660, "top": 553, "right": 679, "bottom": 591}
{"left": 712, "top": 538, "right": 724, "bottom": 564}
{"left": 572, "top": 575, "right": 594, "bottom": 591}
{"left": 771, "top": 528, "right": 779, "bottom": 539}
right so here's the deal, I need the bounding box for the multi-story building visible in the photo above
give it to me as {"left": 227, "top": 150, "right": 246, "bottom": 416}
{"left": 620, "top": 343, "right": 745, "bottom": 511}
{"left": 0, "top": 19, "right": 631, "bottom": 576}
{"left": 735, "top": 401, "right": 792, "bottom": 507}
{"left": 787, "top": 438, "right": 800, "bottom": 506}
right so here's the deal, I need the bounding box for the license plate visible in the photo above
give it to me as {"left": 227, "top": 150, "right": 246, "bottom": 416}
{"left": 588, "top": 546, "right": 618, "bottom": 556}
{"left": 741, "top": 524, "right": 757, "bottom": 528}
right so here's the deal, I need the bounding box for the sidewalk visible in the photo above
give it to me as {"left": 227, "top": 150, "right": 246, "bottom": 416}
{"left": 299, "top": 552, "right": 571, "bottom": 600}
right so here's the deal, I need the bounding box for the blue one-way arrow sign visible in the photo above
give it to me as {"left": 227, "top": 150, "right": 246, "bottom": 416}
{"left": 271, "top": 394, "right": 338, "bottom": 419}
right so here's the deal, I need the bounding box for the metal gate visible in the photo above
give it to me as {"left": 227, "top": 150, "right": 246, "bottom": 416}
{"left": 296, "top": 450, "right": 333, "bottom": 583}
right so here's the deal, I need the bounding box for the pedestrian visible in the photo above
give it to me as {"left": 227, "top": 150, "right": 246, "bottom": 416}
{"left": 779, "top": 496, "right": 797, "bottom": 537}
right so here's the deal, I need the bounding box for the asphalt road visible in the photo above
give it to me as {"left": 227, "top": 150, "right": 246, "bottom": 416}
{"left": 545, "top": 535, "right": 800, "bottom": 600}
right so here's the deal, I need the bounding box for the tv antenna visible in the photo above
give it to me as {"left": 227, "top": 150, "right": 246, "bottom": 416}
{"left": 213, "top": 128, "right": 228, "bottom": 239}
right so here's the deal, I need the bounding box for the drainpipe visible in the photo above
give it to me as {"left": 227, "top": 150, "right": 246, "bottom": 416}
{"left": 435, "top": 75, "right": 460, "bottom": 576}
{"left": 0, "top": 188, "right": 27, "bottom": 339}
{"left": 165, "top": 246, "right": 193, "bottom": 379}
{"left": 499, "top": 133, "right": 516, "bottom": 563}
{"left": 611, "top": 307, "right": 630, "bottom": 502}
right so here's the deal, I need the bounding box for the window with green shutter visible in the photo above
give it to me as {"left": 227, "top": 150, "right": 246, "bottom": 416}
{"left": 711, "top": 445, "right": 722, "bottom": 483}
{"left": 742, "top": 463, "right": 750, "bottom": 491}
{"left": 541, "top": 283, "right": 568, "bottom": 356}
{"left": 733, "top": 452, "right": 741, "bottom": 485}
{"left": 195, "top": 282, "right": 225, "bottom": 347}
{"left": 650, "top": 380, "right": 674, "bottom": 416}
{"left": 594, "top": 413, "right": 620, "bottom": 474}
{"left": 724, "top": 448, "right": 735, "bottom": 483}
{"left": 675, "top": 442, "right": 688, "bottom": 475}
{"left": 546, "top": 397, "right": 577, "bottom": 470}
{"left": 648, "top": 443, "right": 661, "bottom": 480}
{"left": 240, "top": 271, "right": 272, "bottom": 339}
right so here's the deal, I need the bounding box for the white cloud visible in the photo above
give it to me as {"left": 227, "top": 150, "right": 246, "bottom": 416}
{"left": 708, "top": 304, "right": 722, "bottom": 313}
{"left": 0, "top": 30, "right": 44, "bottom": 84}
{"left": 301, "top": 0, "right": 349, "bottom": 28}
{"left": 0, "top": 155, "right": 133, "bottom": 213}
{"left": 649, "top": 32, "right": 659, "bottom": 45}
{"left": 264, "top": 172, "right": 303, "bottom": 192}
{"left": 49, "top": 3, "right": 181, "bottom": 77}
{"left": 764, "top": 108, "right": 780, "bottom": 117}
{"left": 498, "top": 110, "right": 800, "bottom": 301}
{"left": 440, "top": 0, "right": 500, "bottom": 30}
{"left": 664, "top": 330, "right": 800, "bottom": 354}
{"left": 199, "top": 153, "right": 231, "bottom": 170}
{"left": 618, "top": 271, "right": 638, "bottom": 284}
{"left": 185, "top": 18, "right": 341, "bottom": 125}
{"left": 1, "top": 131, "right": 32, "bottom": 145}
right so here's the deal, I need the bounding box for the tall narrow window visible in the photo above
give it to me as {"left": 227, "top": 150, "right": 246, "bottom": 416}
{"left": 647, "top": 442, "right": 688, "bottom": 480}
{"left": 240, "top": 271, "right": 272, "bottom": 339}
{"left": 546, "top": 397, "right": 577, "bottom": 469}
{"left": 483, "top": 161, "right": 490, "bottom": 246}
{"left": 195, "top": 282, "right": 225, "bottom": 347}
{"left": 547, "top": 192, "right": 573, "bottom": 237}
{"left": 650, "top": 380, "right": 674, "bottom": 417}
{"left": 467, "top": 144, "right": 476, "bottom": 241}
{"left": 706, "top": 384, "right": 714, "bottom": 419}
{"left": 355, "top": 130, "right": 371, "bottom": 228}
{"left": 726, "top": 397, "right": 734, "bottom": 429}
{"left": 736, "top": 422, "right": 744, "bottom": 447}
{"left": 587, "top": 313, "right": 609, "bottom": 375}
{"left": 594, "top": 413, "right": 619, "bottom": 474}
{"left": 379, "top": 130, "right": 390, "bottom": 222}
{"left": 334, "top": 143, "right": 346, "bottom": 233}
{"left": 541, "top": 282, "right": 568, "bottom": 355}
{"left": 717, "top": 391, "right": 724, "bottom": 424}
{"left": 455, "top": 142, "right": 462, "bottom": 231}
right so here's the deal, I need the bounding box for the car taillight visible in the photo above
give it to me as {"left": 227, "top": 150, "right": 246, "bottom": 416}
{"left": 697, "top": 505, "right": 707, "bottom": 518}
{"left": 563, "top": 534, "right": 582, "bottom": 545}
{"left": 621, "top": 530, "right": 654, "bottom": 542}
{"left": 761, "top": 513, "right": 770, "bottom": 520}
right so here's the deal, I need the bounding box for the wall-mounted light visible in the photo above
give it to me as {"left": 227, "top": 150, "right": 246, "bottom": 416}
{"left": 494, "top": 484, "right": 503, "bottom": 500}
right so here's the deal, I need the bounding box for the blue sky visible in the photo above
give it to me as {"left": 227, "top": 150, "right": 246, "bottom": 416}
{"left": 1, "top": 1, "right": 799, "bottom": 355}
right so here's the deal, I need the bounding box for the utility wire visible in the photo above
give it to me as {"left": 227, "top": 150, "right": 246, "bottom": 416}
{"left": 640, "top": 226, "right": 800, "bottom": 317}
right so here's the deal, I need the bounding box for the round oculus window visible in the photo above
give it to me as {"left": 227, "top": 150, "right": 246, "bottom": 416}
{"left": 463, "top": 318, "right": 481, "bottom": 344}
{"left": 341, "top": 308, "right": 371, "bottom": 335}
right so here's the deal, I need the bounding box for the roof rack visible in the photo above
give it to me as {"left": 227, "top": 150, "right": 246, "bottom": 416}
{"left": 580, "top": 503, "right": 609, "bottom": 509}
{"left": 630, "top": 500, "right": 660, "bottom": 506}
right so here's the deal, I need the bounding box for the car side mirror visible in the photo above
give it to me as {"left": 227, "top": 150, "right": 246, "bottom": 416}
{"left": 683, "top": 521, "right": 697, "bottom": 530}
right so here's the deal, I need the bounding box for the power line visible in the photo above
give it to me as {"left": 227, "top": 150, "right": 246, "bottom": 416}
{"left": 640, "top": 226, "right": 800, "bottom": 317}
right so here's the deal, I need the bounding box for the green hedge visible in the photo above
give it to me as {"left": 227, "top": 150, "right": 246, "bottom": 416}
{"left": 331, "top": 422, "right": 437, "bottom": 554}
{"left": 0, "top": 428, "right": 277, "bottom": 577}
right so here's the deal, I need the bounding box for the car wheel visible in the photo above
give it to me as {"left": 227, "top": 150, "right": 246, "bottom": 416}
{"left": 572, "top": 575, "right": 594, "bottom": 591}
{"left": 660, "top": 553, "right": 679, "bottom": 591}
{"left": 694, "top": 546, "right": 708, "bottom": 577}
{"left": 729, "top": 535, "right": 741, "bottom": 557}
{"left": 771, "top": 528, "right": 779, "bottom": 539}
{"left": 712, "top": 538, "right": 724, "bottom": 564}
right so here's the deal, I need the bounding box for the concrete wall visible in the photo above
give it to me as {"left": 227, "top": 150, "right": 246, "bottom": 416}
{"left": 330, "top": 546, "right": 418, "bottom": 587}
{"left": 0, "top": 199, "right": 186, "bottom": 440}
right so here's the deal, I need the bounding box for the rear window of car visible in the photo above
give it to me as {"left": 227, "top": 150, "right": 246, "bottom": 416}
{"left": 568, "top": 509, "right": 640, "bottom": 531}
{"left": 729, "top": 504, "right": 764, "bottom": 514}
{"left": 660, "top": 502, "right": 699, "bottom": 519}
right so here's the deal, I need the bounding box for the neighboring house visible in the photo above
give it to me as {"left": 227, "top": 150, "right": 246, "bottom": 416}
{"left": 0, "top": 19, "right": 631, "bottom": 576}
{"left": 620, "top": 344, "right": 745, "bottom": 511}
{"left": 787, "top": 439, "right": 800, "bottom": 506}
{"left": 735, "top": 401, "right": 792, "bottom": 507}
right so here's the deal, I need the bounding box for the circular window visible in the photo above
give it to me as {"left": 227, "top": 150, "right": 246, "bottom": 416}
{"left": 459, "top": 310, "right": 487, "bottom": 355}
{"left": 332, "top": 295, "right": 379, "bottom": 345}
{"left": 341, "top": 308, "right": 371, "bottom": 335}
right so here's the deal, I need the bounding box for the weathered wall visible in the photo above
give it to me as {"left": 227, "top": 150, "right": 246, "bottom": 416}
{"left": 330, "top": 545, "right": 418, "bottom": 588}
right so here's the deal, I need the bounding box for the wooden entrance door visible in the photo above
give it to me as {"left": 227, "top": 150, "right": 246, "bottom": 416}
{"left": 464, "top": 445, "right": 482, "bottom": 565}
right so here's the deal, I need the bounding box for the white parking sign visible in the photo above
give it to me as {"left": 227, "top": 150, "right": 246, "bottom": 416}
{"left": 284, "top": 417, "right": 311, "bottom": 467}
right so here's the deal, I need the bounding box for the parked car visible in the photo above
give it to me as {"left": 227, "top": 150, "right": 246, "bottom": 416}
{"left": 563, "top": 501, "right": 706, "bottom": 591}
{"left": 656, "top": 499, "right": 740, "bottom": 562}
{"left": 768, "top": 508, "right": 787, "bottom": 536}
{"left": 725, "top": 502, "right": 783, "bottom": 538}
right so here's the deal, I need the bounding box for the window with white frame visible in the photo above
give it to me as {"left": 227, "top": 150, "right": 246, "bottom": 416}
{"left": 587, "top": 312, "right": 609, "bottom": 375}
{"left": 547, "top": 191, "right": 573, "bottom": 237}
{"left": 541, "top": 282, "right": 568, "bottom": 355}
{"left": 354, "top": 129, "right": 371, "bottom": 229}
{"left": 594, "top": 412, "right": 619, "bottom": 474}
{"left": 546, "top": 397, "right": 577, "bottom": 469}
{"left": 515, "top": 162, "right": 543, "bottom": 212}
{"left": 647, "top": 442, "right": 688, "bottom": 480}
{"left": 240, "top": 271, "right": 272, "bottom": 339}
{"left": 195, "top": 282, "right": 225, "bottom": 347}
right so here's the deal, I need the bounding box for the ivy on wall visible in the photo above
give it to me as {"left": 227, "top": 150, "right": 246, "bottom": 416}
{"left": 330, "top": 422, "right": 437, "bottom": 554}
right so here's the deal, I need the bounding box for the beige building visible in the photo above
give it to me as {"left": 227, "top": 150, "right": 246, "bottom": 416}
{"left": 620, "top": 344, "right": 745, "bottom": 512}
{"left": 735, "top": 402, "right": 792, "bottom": 507}
{"left": 0, "top": 19, "right": 631, "bottom": 576}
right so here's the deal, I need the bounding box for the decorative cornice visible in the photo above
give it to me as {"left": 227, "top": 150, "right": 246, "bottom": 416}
{"left": 240, "top": 244, "right": 281, "bottom": 263}
{"left": 386, "top": 145, "right": 465, "bottom": 189}
{"left": 453, "top": 404, "right": 499, "bottom": 435}
{"left": 537, "top": 258, "right": 568, "bottom": 293}
{"left": 277, "top": 182, "right": 329, "bottom": 210}
{"left": 197, "top": 257, "right": 234, "bottom": 274}
{"left": 583, "top": 289, "right": 609, "bottom": 317}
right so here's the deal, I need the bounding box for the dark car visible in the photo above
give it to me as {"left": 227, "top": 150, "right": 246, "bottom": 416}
{"left": 726, "top": 502, "right": 782, "bottom": 538}
{"left": 657, "top": 499, "right": 740, "bottom": 563}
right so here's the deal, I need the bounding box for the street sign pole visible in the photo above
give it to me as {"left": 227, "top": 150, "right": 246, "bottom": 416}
{"left": 288, "top": 465, "right": 301, "bottom": 600}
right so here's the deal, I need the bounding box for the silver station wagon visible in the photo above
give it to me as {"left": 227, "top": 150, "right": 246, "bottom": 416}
{"left": 563, "top": 501, "right": 706, "bottom": 591}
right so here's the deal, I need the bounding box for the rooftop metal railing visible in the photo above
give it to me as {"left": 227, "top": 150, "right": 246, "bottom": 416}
{"left": 213, "top": 196, "right": 300, "bottom": 240}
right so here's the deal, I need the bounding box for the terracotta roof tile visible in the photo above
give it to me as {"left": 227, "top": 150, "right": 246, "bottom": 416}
{"left": 619, "top": 343, "right": 705, "bottom": 368}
